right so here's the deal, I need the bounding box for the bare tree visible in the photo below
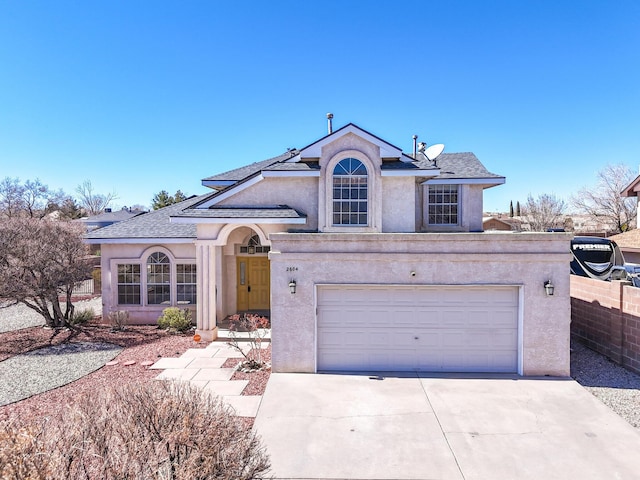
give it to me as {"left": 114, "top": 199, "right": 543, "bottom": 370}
{"left": 571, "top": 163, "right": 637, "bottom": 234}
{"left": 0, "top": 218, "right": 92, "bottom": 328}
{"left": 521, "top": 193, "right": 566, "bottom": 232}
{"left": 0, "top": 177, "right": 24, "bottom": 218}
{"left": 75, "top": 180, "right": 118, "bottom": 216}
{"left": 0, "top": 177, "right": 71, "bottom": 219}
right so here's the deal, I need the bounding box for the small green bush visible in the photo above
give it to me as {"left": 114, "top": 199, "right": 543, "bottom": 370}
{"left": 157, "top": 307, "right": 192, "bottom": 332}
{"left": 69, "top": 308, "right": 95, "bottom": 325}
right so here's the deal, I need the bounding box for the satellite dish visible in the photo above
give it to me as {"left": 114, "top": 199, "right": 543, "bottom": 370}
{"left": 424, "top": 143, "right": 445, "bottom": 161}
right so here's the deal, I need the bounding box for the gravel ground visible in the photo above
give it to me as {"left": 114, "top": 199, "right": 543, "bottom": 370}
{"left": 0, "top": 296, "right": 103, "bottom": 333}
{"left": 0, "top": 342, "right": 121, "bottom": 406}
{"left": 0, "top": 298, "right": 269, "bottom": 429}
{"left": 571, "top": 339, "right": 640, "bottom": 428}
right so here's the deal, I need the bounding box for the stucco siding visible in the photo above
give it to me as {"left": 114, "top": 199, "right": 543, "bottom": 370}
{"left": 381, "top": 177, "right": 416, "bottom": 232}
{"left": 269, "top": 232, "right": 571, "bottom": 376}
{"left": 100, "top": 243, "right": 196, "bottom": 325}
{"left": 216, "top": 177, "right": 319, "bottom": 230}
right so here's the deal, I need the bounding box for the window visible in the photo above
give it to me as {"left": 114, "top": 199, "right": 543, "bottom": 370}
{"left": 117, "top": 264, "right": 141, "bottom": 305}
{"left": 146, "top": 252, "right": 170, "bottom": 304}
{"left": 176, "top": 264, "right": 197, "bottom": 304}
{"left": 239, "top": 234, "right": 270, "bottom": 254}
{"left": 332, "top": 158, "right": 368, "bottom": 226}
{"left": 428, "top": 184, "right": 459, "bottom": 225}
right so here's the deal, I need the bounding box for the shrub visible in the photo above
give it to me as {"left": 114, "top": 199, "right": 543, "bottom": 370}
{"left": 108, "top": 310, "right": 129, "bottom": 331}
{"left": 157, "top": 307, "right": 192, "bottom": 333}
{"left": 227, "top": 314, "right": 270, "bottom": 370}
{"left": 69, "top": 307, "right": 95, "bottom": 325}
{"left": 0, "top": 382, "right": 271, "bottom": 479}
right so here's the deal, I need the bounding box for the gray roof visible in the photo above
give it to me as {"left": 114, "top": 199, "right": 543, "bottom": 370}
{"left": 174, "top": 205, "right": 306, "bottom": 220}
{"left": 202, "top": 151, "right": 297, "bottom": 182}
{"left": 85, "top": 194, "right": 208, "bottom": 241}
{"left": 80, "top": 209, "right": 145, "bottom": 223}
{"left": 426, "top": 152, "right": 504, "bottom": 180}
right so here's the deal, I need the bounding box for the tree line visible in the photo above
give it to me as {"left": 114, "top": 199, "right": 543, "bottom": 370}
{"left": 506, "top": 163, "right": 637, "bottom": 233}
{"left": 0, "top": 176, "right": 192, "bottom": 219}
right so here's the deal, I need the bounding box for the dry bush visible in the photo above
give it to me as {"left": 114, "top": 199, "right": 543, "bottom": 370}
{"left": 0, "top": 382, "right": 271, "bottom": 480}
{"left": 0, "top": 421, "right": 52, "bottom": 480}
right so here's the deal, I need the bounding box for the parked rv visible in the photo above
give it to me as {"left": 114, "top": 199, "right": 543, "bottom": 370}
{"left": 570, "top": 236, "right": 627, "bottom": 281}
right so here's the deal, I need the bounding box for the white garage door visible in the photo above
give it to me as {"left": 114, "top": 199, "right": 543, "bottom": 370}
{"left": 317, "top": 285, "right": 519, "bottom": 373}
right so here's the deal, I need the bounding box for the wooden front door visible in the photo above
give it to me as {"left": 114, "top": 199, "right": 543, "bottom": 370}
{"left": 236, "top": 257, "right": 270, "bottom": 311}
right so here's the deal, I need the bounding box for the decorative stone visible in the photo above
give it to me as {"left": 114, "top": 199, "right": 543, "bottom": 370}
{"left": 105, "top": 361, "right": 119, "bottom": 366}
{"left": 123, "top": 360, "right": 136, "bottom": 366}
{"left": 141, "top": 361, "right": 154, "bottom": 367}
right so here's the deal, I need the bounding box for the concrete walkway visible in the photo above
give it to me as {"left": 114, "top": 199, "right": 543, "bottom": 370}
{"left": 150, "top": 341, "right": 263, "bottom": 417}
{"left": 254, "top": 372, "right": 640, "bottom": 480}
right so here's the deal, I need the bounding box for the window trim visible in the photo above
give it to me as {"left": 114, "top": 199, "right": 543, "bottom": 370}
{"left": 111, "top": 247, "right": 197, "bottom": 308}
{"left": 116, "top": 263, "right": 141, "bottom": 305}
{"left": 331, "top": 157, "right": 369, "bottom": 227}
{"left": 322, "top": 150, "right": 379, "bottom": 232}
{"left": 426, "top": 184, "right": 461, "bottom": 226}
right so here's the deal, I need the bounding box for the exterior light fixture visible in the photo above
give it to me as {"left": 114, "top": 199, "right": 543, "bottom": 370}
{"left": 289, "top": 280, "right": 296, "bottom": 294}
{"left": 248, "top": 245, "right": 256, "bottom": 255}
{"left": 544, "top": 280, "right": 554, "bottom": 296}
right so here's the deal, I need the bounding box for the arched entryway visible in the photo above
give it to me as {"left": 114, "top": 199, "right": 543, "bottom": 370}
{"left": 236, "top": 234, "right": 271, "bottom": 312}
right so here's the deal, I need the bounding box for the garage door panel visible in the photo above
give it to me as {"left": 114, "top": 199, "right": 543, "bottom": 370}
{"left": 317, "top": 285, "right": 519, "bottom": 373}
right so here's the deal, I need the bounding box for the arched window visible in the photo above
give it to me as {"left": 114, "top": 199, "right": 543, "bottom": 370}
{"left": 332, "top": 158, "right": 368, "bottom": 226}
{"left": 240, "top": 234, "right": 270, "bottom": 254}
{"left": 147, "top": 252, "right": 170, "bottom": 304}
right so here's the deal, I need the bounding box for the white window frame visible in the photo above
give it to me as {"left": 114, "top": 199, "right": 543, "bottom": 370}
{"left": 322, "top": 150, "right": 379, "bottom": 233}
{"left": 332, "top": 157, "right": 369, "bottom": 227}
{"left": 111, "top": 247, "right": 197, "bottom": 308}
{"left": 427, "top": 184, "right": 460, "bottom": 226}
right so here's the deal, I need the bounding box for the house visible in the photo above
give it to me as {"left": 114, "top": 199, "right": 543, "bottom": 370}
{"left": 607, "top": 229, "right": 640, "bottom": 264}
{"left": 79, "top": 207, "right": 146, "bottom": 231}
{"left": 86, "top": 121, "right": 571, "bottom": 376}
{"left": 482, "top": 215, "right": 522, "bottom": 231}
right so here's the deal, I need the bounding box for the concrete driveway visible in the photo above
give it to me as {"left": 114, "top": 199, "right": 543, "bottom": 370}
{"left": 253, "top": 373, "right": 640, "bottom": 480}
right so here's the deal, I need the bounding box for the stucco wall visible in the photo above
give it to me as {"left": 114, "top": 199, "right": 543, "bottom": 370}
{"left": 100, "top": 243, "right": 196, "bottom": 325}
{"left": 269, "top": 232, "right": 572, "bottom": 376}
{"left": 216, "top": 177, "right": 319, "bottom": 230}
{"left": 381, "top": 177, "right": 416, "bottom": 232}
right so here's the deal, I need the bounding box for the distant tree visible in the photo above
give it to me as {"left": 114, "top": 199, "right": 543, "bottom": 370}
{"left": 129, "top": 203, "right": 148, "bottom": 212}
{"left": 58, "top": 197, "right": 84, "bottom": 219}
{"left": 174, "top": 190, "right": 187, "bottom": 203}
{"left": 0, "top": 218, "right": 92, "bottom": 328}
{"left": 522, "top": 193, "right": 566, "bottom": 232}
{"left": 509, "top": 200, "right": 514, "bottom": 217}
{"left": 0, "top": 177, "right": 24, "bottom": 218}
{"left": 151, "top": 190, "right": 189, "bottom": 210}
{"left": 76, "top": 180, "right": 118, "bottom": 216}
{"left": 152, "top": 190, "right": 174, "bottom": 210}
{"left": 571, "top": 163, "right": 637, "bottom": 234}
{"left": 0, "top": 177, "right": 68, "bottom": 219}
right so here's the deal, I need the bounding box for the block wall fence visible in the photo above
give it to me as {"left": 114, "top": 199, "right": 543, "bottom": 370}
{"left": 571, "top": 275, "right": 640, "bottom": 374}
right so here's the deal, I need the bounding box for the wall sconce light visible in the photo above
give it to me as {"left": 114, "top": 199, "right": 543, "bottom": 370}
{"left": 544, "top": 280, "right": 555, "bottom": 296}
{"left": 289, "top": 280, "right": 297, "bottom": 294}
{"left": 247, "top": 245, "right": 256, "bottom": 255}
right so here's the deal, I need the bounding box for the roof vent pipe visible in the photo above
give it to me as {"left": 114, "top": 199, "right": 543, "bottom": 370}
{"left": 327, "top": 113, "right": 333, "bottom": 134}
{"left": 412, "top": 135, "right": 418, "bottom": 158}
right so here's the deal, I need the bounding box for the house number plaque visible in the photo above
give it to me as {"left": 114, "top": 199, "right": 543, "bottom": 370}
{"left": 286, "top": 266, "right": 298, "bottom": 272}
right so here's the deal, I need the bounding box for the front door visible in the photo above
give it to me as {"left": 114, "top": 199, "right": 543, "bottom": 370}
{"left": 236, "top": 257, "right": 270, "bottom": 311}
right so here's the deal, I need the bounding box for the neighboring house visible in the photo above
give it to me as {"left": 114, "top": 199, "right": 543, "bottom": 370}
{"left": 80, "top": 208, "right": 146, "bottom": 231}
{"left": 482, "top": 215, "right": 522, "bottom": 231}
{"left": 608, "top": 229, "right": 640, "bottom": 264}
{"left": 86, "top": 122, "right": 571, "bottom": 376}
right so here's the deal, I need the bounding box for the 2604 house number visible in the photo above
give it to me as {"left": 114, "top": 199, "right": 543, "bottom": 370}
{"left": 286, "top": 266, "right": 298, "bottom": 272}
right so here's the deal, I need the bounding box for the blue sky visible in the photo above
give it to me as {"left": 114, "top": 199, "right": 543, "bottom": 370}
{"left": 1, "top": 0, "right": 638, "bottom": 212}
